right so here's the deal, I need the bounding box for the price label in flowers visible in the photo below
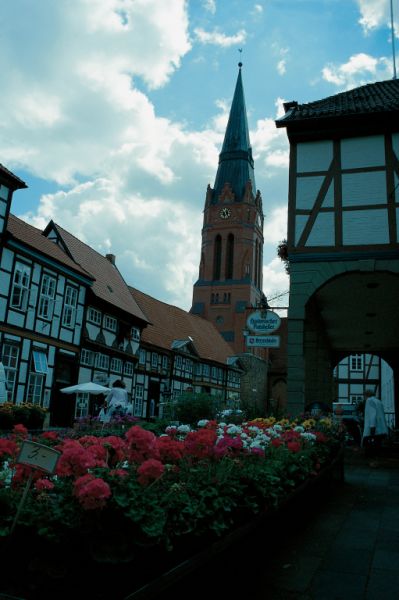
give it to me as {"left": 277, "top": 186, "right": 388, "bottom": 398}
{"left": 17, "top": 440, "right": 61, "bottom": 474}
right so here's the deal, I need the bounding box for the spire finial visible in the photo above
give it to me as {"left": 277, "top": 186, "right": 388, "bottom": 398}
{"left": 238, "top": 48, "right": 243, "bottom": 68}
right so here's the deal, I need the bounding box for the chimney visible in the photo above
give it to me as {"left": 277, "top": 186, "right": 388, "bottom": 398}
{"left": 105, "top": 253, "right": 116, "bottom": 265}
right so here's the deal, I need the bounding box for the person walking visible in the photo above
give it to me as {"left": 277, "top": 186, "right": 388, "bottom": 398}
{"left": 361, "top": 389, "right": 388, "bottom": 461}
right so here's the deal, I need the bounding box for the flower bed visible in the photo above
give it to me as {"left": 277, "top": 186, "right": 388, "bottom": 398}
{"left": 0, "top": 416, "right": 344, "bottom": 600}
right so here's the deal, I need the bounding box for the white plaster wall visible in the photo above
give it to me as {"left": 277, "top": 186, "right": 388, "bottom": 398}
{"left": 307, "top": 212, "right": 335, "bottom": 246}
{"left": 343, "top": 209, "right": 389, "bottom": 244}
{"left": 341, "top": 135, "right": 385, "bottom": 169}
{"left": 297, "top": 140, "right": 333, "bottom": 172}
{"left": 342, "top": 171, "right": 387, "bottom": 206}
{"left": 296, "top": 176, "right": 334, "bottom": 209}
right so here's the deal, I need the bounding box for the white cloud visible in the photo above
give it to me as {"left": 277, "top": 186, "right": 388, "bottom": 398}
{"left": 194, "top": 28, "right": 247, "bottom": 47}
{"left": 22, "top": 177, "right": 202, "bottom": 311}
{"left": 262, "top": 257, "right": 290, "bottom": 306}
{"left": 251, "top": 98, "right": 289, "bottom": 173}
{"left": 322, "top": 52, "right": 393, "bottom": 89}
{"left": 356, "top": 0, "right": 392, "bottom": 33}
{"left": 263, "top": 206, "right": 288, "bottom": 245}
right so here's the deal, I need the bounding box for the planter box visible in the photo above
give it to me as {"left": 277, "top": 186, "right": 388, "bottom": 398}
{"left": 0, "top": 448, "right": 344, "bottom": 600}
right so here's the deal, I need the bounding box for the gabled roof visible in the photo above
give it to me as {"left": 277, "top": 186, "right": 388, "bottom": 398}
{"left": 0, "top": 164, "right": 27, "bottom": 190}
{"left": 44, "top": 222, "right": 148, "bottom": 323}
{"left": 7, "top": 215, "right": 92, "bottom": 279}
{"left": 129, "top": 286, "right": 236, "bottom": 365}
{"left": 276, "top": 79, "right": 399, "bottom": 127}
{"left": 212, "top": 63, "right": 256, "bottom": 202}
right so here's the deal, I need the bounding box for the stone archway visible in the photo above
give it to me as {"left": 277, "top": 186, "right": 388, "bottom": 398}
{"left": 287, "top": 259, "right": 399, "bottom": 426}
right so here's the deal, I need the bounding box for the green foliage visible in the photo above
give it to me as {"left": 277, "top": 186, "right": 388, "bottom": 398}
{"left": 173, "top": 393, "right": 222, "bottom": 425}
{"left": 0, "top": 403, "right": 47, "bottom": 430}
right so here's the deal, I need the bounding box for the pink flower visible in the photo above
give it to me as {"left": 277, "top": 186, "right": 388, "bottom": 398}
{"left": 125, "top": 426, "right": 160, "bottom": 463}
{"left": 137, "top": 459, "right": 164, "bottom": 486}
{"left": 156, "top": 436, "right": 184, "bottom": 463}
{"left": 73, "top": 474, "right": 111, "bottom": 510}
{"left": 55, "top": 440, "right": 106, "bottom": 477}
{"left": 34, "top": 478, "right": 55, "bottom": 492}
{"left": 183, "top": 429, "right": 217, "bottom": 459}
{"left": 287, "top": 441, "right": 301, "bottom": 453}
{"left": 0, "top": 438, "right": 18, "bottom": 459}
{"left": 13, "top": 424, "right": 28, "bottom": 437}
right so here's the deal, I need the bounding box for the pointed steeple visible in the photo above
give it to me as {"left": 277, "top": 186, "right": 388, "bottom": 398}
{"left": 212, "top": 62, "right": 256, "bottom": 203}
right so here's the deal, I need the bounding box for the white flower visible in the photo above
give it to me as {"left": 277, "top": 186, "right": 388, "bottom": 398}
{"left": 177, "top": 424, "right": 191, "bottom": 433}
{"left": 301, "top": 432, "right": 317, "bottom": 442}
{"left": 294, "top": 426, "right": 305, "bottom": 433}
{"left": 226, "top": 425, "right": 242, "bottom": 436}
{"left": 197, "top": 419, "right": 209, "bottom": 428}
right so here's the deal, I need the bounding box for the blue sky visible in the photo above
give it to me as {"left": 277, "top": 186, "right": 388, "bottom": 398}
{"left": 1, "top": 0, "right": 397, "bottom": 311}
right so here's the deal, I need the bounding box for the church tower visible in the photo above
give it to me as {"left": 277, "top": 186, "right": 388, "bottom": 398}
{"left": 191, "top": 63, "right": 265, "bottom": 355}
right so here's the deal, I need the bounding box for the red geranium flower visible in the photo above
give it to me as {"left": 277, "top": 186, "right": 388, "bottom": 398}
{"left": 73, "top": 474, "right": 111, "bottom": 510}
{"left": 137, "top": 459, "right": 164, "bottom": 486}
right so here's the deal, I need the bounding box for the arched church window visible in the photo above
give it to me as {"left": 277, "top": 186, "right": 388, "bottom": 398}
{"left": 226, "top": 233, "right": 234, "bottom": 279}
{"left": 213, "top": 235, "right": 222, "bottom": 280}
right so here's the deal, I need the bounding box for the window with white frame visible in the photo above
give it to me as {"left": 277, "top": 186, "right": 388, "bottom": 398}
{"left": 203, "top": 364, "right": 210, "bottom": 377}
{"left": 151, "top": 353, "right": 158, "bottom": 369}
{"left": 75, "top": 393, "right": 89, "bottom": 418}
{"left": 32, "top": 350, "right": 48, "bottom": 374}
{"left": 124, "top": 362, "right": 134, "bottom": 376}
{"left": 104, "top": 315, "right": 117, "bottom": 332}
{"left": 38, "top": 274, "right": 56, "bottom": 320}
{"left": 139, "top": 349, "right": 146, "bottom": 365}
{"left": 186, "top": 360, "right": 193, "bottom": 374}
{"left": 134, "top": 386, "right": 144, "bottom": 417}
{"left": 10, "top": 262, "right": 31, "bottom": 311}
{"left": 80, "top": 349, "right": 94, "bottom": 366}
{"left": 26, "top": 350, "right": 48, "bottom": 405}
{"left": 350, "top": 354, "right": 364, "bottom": 372}
{"left": 95, "top": 353, "right": 109, "bottom": 370}
{"left": 26, "top": 373, "right": 45, "bottom": 405}
{"left": 111, "top": 357, "right": 122, "bottom": 373}
{"left": 131, "top": 327, "right": 140, "bottom": 342}
{"left": 87, "top": 307, "right": 101, "bottom": 325}
{"left": 196, "top": 363, "right": 203, "bottom": 377}
{"left": 162, "top": 355, "right": 168, "bottom": 370}
{"left": 175, "top": 355, "right": 182, "bottom": 369}
{"left": 1, "top": 343, "right": 19, "bottom": 402}
{"left": 62, "top": 285, "right": 78, "bottom": 327}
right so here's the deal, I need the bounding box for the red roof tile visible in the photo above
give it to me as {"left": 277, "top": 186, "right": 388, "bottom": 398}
{"left": 7, "top": 215, "right": 92, "bottom": 279}
{"left": 52, "top": 223, "right": 148, "bottom": 322}
{"left": 130, "top": 286, "right": 235, "bottom": 365}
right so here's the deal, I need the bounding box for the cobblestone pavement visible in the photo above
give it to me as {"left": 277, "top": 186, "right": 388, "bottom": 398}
{"left": 161, "top": 447, "right": 399, "bottom": 600}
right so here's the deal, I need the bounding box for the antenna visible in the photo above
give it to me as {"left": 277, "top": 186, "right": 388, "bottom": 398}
{"left": 390, "top": 0, "right": 397, "bottom": 79}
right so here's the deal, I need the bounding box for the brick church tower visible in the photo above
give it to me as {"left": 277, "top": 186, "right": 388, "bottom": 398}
{"left": 191, "top": 63, "right": 266, "bottom": 356}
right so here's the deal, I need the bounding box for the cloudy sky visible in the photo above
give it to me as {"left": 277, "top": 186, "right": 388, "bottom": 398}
{"left": 1, "top": 0, "right": 397, "bottom": 311}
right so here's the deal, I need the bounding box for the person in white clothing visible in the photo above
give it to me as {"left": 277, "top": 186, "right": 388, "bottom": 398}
{"left": 362, "top": 390, "right": 388, "bottom": 457}
{"left": 105, "top": 380, "right": 129, "bottom": 420}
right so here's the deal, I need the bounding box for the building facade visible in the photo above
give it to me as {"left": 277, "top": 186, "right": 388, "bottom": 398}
{"left": 0, "top": 164, "right": 242, "bottom": 426}
{"left": 276, "top": 79, "right": 399, "bottom": 424}
{"left": 130, "top": 287, "right": 242, "bottom": 419}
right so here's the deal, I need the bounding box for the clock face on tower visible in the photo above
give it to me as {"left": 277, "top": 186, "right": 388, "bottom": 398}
{"left": 219, "top": 207, "right": 231, "bottom": 219}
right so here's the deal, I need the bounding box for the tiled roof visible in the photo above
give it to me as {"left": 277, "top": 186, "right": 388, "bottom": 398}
{"left": 7, "top": 215, "right": 92, "bottom": 279}
{"left": 51, "top": 223, "right": 148, "bottom": 323}
{"left": 276, "top": 79, "right": 399, "bottom": 126}
{"left": 0, "top": 164, "right": 27, "bottom": 189}
{"left": 129, "top": 286, "right": 235, "bottom": 365}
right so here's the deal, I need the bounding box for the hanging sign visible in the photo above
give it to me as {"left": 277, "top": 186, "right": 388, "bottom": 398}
{"left": 246, "top": 335, "right": 280, "bottom": 348}
{"left": 246, "top": 310, "right": 281, "bottom": 334}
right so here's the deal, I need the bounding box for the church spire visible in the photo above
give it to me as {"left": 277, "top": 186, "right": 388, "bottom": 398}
{"left": 212, "top": 62, "right": 256, "bottom": 203}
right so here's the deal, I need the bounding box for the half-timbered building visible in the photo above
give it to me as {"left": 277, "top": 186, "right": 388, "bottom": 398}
{"left": 276, "top": 79, "right": 399, "bottom": 423}
{"left": 0, "top": 165, "right": 93, "bottom": 423}
{"left": 130, "top": 286, "right": 242, "bottom": 418}
{"left": 41, "top": 222, "right": 149, "bottom": 424}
